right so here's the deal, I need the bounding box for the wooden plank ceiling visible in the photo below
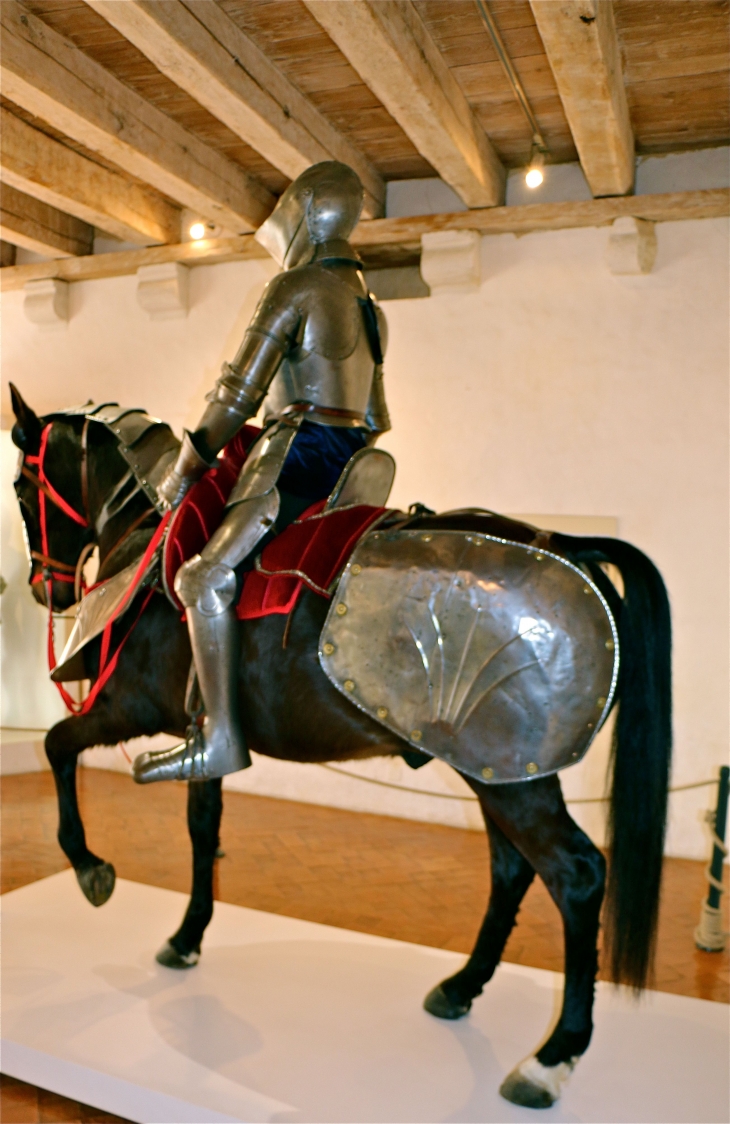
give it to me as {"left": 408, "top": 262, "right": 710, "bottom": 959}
{"left": 1, "top": 0, "right": 728, "bottom": 264}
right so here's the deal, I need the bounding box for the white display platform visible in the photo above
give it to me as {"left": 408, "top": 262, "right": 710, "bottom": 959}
{"left": 1, "top": 872, "right": 727, "bottom": 1124}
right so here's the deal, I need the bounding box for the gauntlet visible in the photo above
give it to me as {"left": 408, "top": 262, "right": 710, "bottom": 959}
{"left": 157, "top": 431, "right": 212, "bottom": 510}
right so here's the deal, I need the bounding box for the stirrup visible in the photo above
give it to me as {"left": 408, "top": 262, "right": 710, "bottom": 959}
{"left": 132, "top": 721, "right": 250, "bottom": 784}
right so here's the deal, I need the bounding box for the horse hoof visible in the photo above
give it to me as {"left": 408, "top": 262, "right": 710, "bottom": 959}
{"left": 423, "top": 984, "right": 472, "bottom": 1019}
{"left": 500, "top": 1071, "right": 555, "bottom": 1109}
{"left": 76, "top": 862, "right": 116, "bottom": 907}
{"left": 155, "top": 941, "right": 201, "bottom": 969}
{"left": 500, "top": 1057, "right": 576, "bottom": 1109}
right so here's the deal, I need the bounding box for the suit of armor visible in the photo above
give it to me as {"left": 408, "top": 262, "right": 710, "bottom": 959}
{"left": 134, "top": 162, "right": 390, "bottom": 784}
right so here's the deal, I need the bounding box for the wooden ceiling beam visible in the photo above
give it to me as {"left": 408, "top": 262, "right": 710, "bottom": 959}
{"left": 2, "top": 188, "right": 725, "bottom": 290}
{"left": 304, "top": 0, "right": 505, "bottom": 209}
{"left": 0, "top": 182, "right": 94, "bottom": 258}
{"left": 0, "top": 108, "right": 180, "bottom": 246}
{"left": 0, "top": 1, "right": 274, "bottom": 234}
{"left": 529, "top": 0, "right": 634, "bottom": 197}
{"left": 83, "top": 0, "right": 385, "bottom": 219}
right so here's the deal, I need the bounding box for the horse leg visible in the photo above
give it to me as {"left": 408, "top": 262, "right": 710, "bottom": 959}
{"left": 44, "top": 714, "right": 119, "bottom": 906}
{"left": 424, "top": 814, "right": 535, "bottom": 1018}
{"left": 156, "top": 779, "right": 223, "bottom": 969}
{"left": 480, "top": 777, "right": 605, "bottom": 1109}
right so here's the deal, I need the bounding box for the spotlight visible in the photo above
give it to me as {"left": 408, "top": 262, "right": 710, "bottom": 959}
{"left": 525, "top": 147, "right": 546, "bottom": 190}
{"left": 189, "top": 221, "right": 206, "bottom": 241}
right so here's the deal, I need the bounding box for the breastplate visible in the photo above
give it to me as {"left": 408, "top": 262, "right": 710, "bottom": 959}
{"left": 261, "top": 263, "right": 381, "bottom": 427}
{"left": 262, "top": 328, "right": 376, "bottom": 425}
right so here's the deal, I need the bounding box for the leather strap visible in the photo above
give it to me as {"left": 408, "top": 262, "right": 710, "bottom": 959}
{"left": 279, "top": 401, "right": 366, "bottom": 422}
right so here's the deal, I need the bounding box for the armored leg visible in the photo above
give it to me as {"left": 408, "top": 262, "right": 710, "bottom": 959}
{"left": 134, "top": 493, "right": 279, "bottom": 783}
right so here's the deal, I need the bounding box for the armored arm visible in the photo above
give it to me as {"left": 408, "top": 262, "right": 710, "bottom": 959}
{"left": 363, "top": 297, "right": 390, "bottom": 439}
{"left": 364, "top": 365, "right": 390, "bottom": 439}
{"left": 158, "top": 280, "right": 301, "bottom": 508}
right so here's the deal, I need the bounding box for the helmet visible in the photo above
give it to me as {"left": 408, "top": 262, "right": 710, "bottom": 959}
{"left": 255, "top": 162, "right": 364, "bottom": 269}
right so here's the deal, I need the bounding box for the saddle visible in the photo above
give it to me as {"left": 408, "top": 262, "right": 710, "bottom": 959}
{"left": 53, "top": 432, "right": 394, "bottom": 679}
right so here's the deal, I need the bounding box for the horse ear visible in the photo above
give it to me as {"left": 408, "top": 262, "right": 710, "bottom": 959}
{"left": 9, "top": 383, "right": 42, "bottom": 451}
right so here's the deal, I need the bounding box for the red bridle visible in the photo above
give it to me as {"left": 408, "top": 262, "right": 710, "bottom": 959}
{"left": 23, "top": 421, "right": 89, "bottom": 589}
{"left": 20, "top": 421, "right": 169, "bottom": 715}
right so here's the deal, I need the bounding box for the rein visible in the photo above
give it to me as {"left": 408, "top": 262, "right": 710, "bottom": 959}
{"left": 22, "top": 420, "right": 168, "bottom": 715}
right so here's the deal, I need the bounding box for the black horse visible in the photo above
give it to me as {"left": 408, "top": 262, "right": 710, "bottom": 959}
{"left": 10, "top": 385, "right": 671, "bottom": 1109}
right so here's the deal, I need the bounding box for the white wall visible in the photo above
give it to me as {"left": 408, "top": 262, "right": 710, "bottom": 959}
{"left": 2, "top": 214, "right": 727, "bottom": 859}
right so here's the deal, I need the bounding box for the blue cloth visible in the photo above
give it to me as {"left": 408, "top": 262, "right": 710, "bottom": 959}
{"left": 278, "top": 420, "right": 368, "bottom": 499}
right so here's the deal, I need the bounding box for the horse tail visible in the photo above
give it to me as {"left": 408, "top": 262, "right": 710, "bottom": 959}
{"left": 555, "top": 534, "right": 672, "bottom": 990}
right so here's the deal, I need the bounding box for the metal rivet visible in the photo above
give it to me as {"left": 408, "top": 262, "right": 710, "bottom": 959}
{"left": 481, "top": 766, "right": 494, "bottom": 780}
{"left": 377, "top": 706, "right": 388, "bottom": 719}
{"left": 322, "top": 642, "right": 335, "bottom": 656}
{"left": 535, "top": 553, "right": 544, "bottom": 562}
{"left": 605, "top": 639, "right": 615, "bottom": 651}
{"left": 526, "top": 762, "right": 538, "bottom": 775}
{"left": 572, "top": 751, "right": 578, "bottom": 758}
{"left": 411, "top": 729, "right": 422, "bottom": 741}
{"left": 335, "top": 603, "right": 347, "bottom": 616}
{"left": 344, "top": 679, "right": 355, "bottom": 692}
{"left": 583, "top": 586, "right": 591, "bottom": 594}
{"left": 351, "top": 563, "right": 362, "bottom": 575}
{"left": 421, "top": 534, "right": 432, "bottom": 542}
{"left": 597, "top": 697, "right": 606, "bottom": 708}
{"left": 587, "top": 722, "right": 594, "bottom": 729}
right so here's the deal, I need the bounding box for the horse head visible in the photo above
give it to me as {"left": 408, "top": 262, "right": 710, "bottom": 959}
{"left": 11, "top": 384, "right": 96, "bottom": 611}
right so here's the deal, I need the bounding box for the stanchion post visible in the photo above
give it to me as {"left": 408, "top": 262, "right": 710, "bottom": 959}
{"left": 694, "top": 765, "right": 729, "bottom": 952}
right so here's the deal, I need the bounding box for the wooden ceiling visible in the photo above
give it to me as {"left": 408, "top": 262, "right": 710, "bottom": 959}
{"left": 1, "top": 0, "right": 728, "bottom": 265}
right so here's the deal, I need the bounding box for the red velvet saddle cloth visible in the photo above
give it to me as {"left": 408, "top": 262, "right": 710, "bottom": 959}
{"left": 163, "top": 428, "right": 386, "bottom": 619}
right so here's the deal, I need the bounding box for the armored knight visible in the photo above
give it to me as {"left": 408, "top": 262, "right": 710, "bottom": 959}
{"left": 134, "top": 161, "right": 390, "bottom": 785}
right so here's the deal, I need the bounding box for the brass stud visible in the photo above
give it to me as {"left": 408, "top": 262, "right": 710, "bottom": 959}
{"left": 481, "top": 766, "right": 494, "bottom": 780}
{"left": 351, "top": 563, "right": 362, "bottom": 576}
{"left": 587, "top": 722, "right": 594, "bottom": 730}
{"left": 583, "top": 586, "right": 591, "bottom": 595}
{"left": 535, "top": 553, "right": 544, "bottom": 562}
{"left": 411, "top": 729, "right": 422, "bottom": 741}
{"left": 526, "top": 762, "right": 539, "bottom": 775}
{"left": 322, "top": 642, "right": 335, "bottom": 656}
{"left": 344, "top": 679, "right": 355, "bottom": 692}
{"left": 376, "top": 706, "right": 388, "bottom": 720}
{"left": 597, "top": 697, "right": 607, "bottom": 708}
{"left": 335, "top": 603, "right": 347, "bottom": 616}
{"left": 421, "top": 534, "right": 432, "bottom": 542}
{"left": 605, "top": 639, "right": 615, "bottom": 651}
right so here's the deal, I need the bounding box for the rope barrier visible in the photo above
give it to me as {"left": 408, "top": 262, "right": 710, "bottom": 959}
{"left": 317, "top": 763, "right": 720, "bottom": 804}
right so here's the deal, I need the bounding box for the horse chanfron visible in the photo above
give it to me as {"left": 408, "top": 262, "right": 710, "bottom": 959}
{"left": 319, "top": 530, "right": 619, "bottom": 784}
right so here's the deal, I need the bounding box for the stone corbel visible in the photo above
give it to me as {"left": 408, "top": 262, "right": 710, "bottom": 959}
{"left": 136, "top": 262, "right": 189, "bottom": 320}
{"left": 23, "top": 278, "right": 69, "bottom": 329}
{"left": 420, "top": 230, "right": 481, "bottom": 295}
{"left": 606, "top": 216, "right": 657, "bottom": 275}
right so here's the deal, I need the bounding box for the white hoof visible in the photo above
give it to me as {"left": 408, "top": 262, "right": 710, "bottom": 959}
{"left": 500, "top": 1055, "right": 577, "bottom": 1108}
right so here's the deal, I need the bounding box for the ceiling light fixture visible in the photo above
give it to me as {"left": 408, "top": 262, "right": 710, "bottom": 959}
{"left": 525, "top": 147, "right": 545, "bottom": 189}
{"left": 474, "top": 1, "right": 551, "bottom": 189}
{"left": 189, "top": 221, "right": 207, "bottom": 241}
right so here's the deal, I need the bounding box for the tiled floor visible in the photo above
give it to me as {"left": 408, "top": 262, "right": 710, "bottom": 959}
{"left": 1, "top": 768, "right": 727, "bottom": 1123}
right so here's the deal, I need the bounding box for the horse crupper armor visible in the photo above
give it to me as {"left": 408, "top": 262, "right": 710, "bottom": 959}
{"left": 319, "top": 529, "right": 619, "bottom": 784}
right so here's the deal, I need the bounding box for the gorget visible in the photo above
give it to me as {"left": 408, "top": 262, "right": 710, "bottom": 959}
{"left": 318, "top": 529, "right": 619, "bottom": 784}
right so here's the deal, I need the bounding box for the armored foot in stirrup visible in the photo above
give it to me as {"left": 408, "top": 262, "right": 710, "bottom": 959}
{"left": 133, "top": 721, "right": 251, "bottom": 783}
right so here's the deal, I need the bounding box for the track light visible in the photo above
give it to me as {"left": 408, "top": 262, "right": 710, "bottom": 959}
{"left": 189, "top": 221, "right": 207, "bottom": 241}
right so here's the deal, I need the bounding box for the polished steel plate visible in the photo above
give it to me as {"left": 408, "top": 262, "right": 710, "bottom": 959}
{"left": 319, "top": 530, "right": 619, "bottom": 784}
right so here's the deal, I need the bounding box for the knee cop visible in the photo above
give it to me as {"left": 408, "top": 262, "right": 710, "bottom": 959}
{"left": 175, "top": 555, "right": 238, "bottom": 616}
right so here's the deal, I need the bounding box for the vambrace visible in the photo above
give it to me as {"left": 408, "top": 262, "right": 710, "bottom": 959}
{"left": 206, "top": 332, "right": 287, "bottom": 418}
{"left": 364, "top": 365, "right": 391, "bottom": 436}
